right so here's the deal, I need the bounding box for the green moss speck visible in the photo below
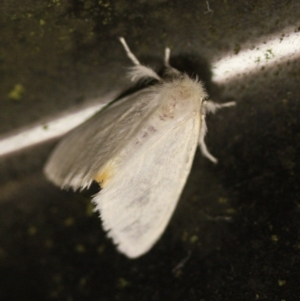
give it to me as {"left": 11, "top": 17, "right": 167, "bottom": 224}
{"left": 8, "top": 84, "right": 24, "bottom": 100}
{"left": 117, "top": 277, "right": 130, "bottom": 288}
{"left": 86, "top": 202, "right": 95, "bottom": 217}
{"left": 75, "top": 244, "right": 86, "bottom": 253}
{"left": 190, "top": 235, "right": 198, "bottom": 243}
{"left": 64, "top": 217, "right": 75, "bottom": 226}
{"left": 28, "top": 226, "right": 38, "bottom": 235}
{"left": 278, "top": 279, "right": 286, "bottom": 286}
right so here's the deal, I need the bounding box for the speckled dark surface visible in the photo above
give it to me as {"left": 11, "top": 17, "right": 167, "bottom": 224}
{"left": 1, "top": 1, "right": 300, "bottom": 300}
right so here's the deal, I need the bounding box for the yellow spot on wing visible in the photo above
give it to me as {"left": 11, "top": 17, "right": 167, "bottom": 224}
{"left": 95, "top": 168, "right": 111, "bottom": 187}
{"left": 94, "top": 160, "right": 117, "bottom": 188}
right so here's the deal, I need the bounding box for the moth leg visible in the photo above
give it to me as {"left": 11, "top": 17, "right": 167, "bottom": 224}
{"left": 199, "top": 113, "right": 218, "bottom": 163}
{"left": 204, "top": 100, "right": 236, "bottom": 114}
{"left": 119, "top": 37, "right": 161, "bottom": 82}
{"left": 199, "top": 100, "right": 236, "bottom": 163}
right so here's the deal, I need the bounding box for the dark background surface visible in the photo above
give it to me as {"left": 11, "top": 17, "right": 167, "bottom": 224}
{"left": 1, "top": 0, "right": 300, "bottom": 300}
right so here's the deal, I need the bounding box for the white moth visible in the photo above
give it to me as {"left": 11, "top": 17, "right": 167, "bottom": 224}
{"left": 44, "top": 38, "right": 235, "bottom": 258}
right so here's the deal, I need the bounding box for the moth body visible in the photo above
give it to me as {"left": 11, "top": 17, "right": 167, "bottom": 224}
{"left": 44, "top": 38, "right": 235, "bottom": 258}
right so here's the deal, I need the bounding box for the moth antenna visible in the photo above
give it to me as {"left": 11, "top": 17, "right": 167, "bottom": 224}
{"left": 119, "top": 37, "right": 161, "bottom": 82}
{"left": 163, "top": 46, "right": 181, "bottom": 78}
{"left": 164, "top": 47, "right": 171, "bottom": 67}
{"left": 119, "top": 37, "right": 141, "bottom": 65}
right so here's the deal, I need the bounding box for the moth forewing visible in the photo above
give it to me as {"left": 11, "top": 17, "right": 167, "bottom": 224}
{"left": 93, "top": 111, "right": 201, "bottom": 258}
{"left": 44, "top": 88, "right": 162, "bottom": 190}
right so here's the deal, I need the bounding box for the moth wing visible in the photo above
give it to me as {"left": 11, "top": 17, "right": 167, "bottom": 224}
{"left": 44, "top": 89, "right": 161, "bottom": 190}
{"left": 93, "top": 114, "right": 201, "bottom": 258}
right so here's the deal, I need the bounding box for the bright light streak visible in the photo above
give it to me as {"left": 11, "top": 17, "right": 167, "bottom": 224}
{"left": 0, "top": 103, "right": 105, "bottom": 156}
{"left": 212, "top": 27, "right": 300, "bottom": 84}
{"left": 0, "top": 27, "right": 299, "bottom": 157}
